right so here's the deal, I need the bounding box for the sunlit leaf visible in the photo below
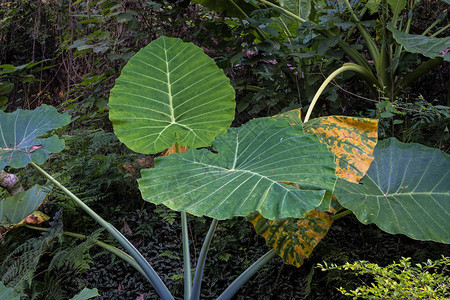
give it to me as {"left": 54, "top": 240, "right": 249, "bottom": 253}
{"left": 0, "top": 185, "right": 47, "bottom": 228}
{"left": 247, "top": 209, "right": 333, "bottom": 267}
{"left": 109, "top": 36, "right": 235, "bottom": 155}
{"left": 335, "top": 138, "right": 450, "bottom": 243}
{"left": 139, "top": 118, "right": 337, "bottom": 220}
{"left": 0, "top": 104, "right": 71, "bottom": 170}
{"left": 304, "top": 116, "right": 378, "bottom": 183}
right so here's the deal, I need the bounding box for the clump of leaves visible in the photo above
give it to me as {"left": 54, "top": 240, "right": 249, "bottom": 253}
{"left": 318, "top": 256, "right": 450, "bottom": 299}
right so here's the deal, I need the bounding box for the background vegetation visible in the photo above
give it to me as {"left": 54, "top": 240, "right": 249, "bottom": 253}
{"left": 0, "top": 0, "right": 448, "bottom": 299}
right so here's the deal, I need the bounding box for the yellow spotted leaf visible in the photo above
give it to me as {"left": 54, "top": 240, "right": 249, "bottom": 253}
{"left": 247, "top": 210, "right": 333, "bottom": 267}
{"left": 304, "top": 116, "right": 378, "bottom": 183}
{"left": 18, "top": 211, "right": 50, "bottom": 226}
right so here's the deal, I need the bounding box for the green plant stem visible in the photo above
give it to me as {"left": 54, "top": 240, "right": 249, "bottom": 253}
{"left": 304, "top": 63, "right": 378, "bottom": 122}
{"left": 342, "top": 0, "right": 380, "bottom": 66}
{"left": 190, "top": 218, "right": 219, "bottom": 300}
{"left": 23, "top": 224, "right": 148, "bottom": 280}
{"left": 181, "top": 211, "right": 192, "bottom": 299}
{"left": 331, "top": 209, "right": 352, "bottom": 221}
{"left": 431, "top": 23, "right": 450, "bottom": 37}
{"left": 217, "top": 249, "right": 277, "bottom": 300}
{"left": 29, "top": 162, "right": 174, "bottom": 300}
{"left": 174, "top": 143, "right": 192, "bottom": 299}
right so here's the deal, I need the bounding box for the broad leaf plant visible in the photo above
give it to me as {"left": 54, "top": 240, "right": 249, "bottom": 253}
{"left": 1, "top": 37, "right": 449, "bottom": 299}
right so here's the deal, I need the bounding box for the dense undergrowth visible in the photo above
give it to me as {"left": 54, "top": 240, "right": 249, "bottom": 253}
{"left": 0, "top": 0, "right": 449, "bottom": 299}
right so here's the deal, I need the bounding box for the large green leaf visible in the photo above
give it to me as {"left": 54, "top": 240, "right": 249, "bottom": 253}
{"left": 109, "top": 36, "right": 235, "bottom": 155}
{"left": 139, "top": 117, "right": 336, "bottom": 220}
{"left": 0, "top": 104, "right": 70, "bottom": 170}
{"left": 388, "top": 24, "right": 450, "bottom": 62}
{"left": 335, "top": 138, "right": 450, "bottom": 243}
{"left": 0, "top": 185, "right": 47, "bottom": 228}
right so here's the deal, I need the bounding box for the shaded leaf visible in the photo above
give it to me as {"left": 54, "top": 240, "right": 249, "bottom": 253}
{"left": 0, "top": 185, "right": 47, "bottom": 228}
{"left": 0, "top": 105, "right": 71, "bottom": 170}
{"left": 70, "top": 288, "right": 99, "bottom": 300}
{"left": 387, "top": 0, "right": 406, "bottom": 17}
{"left": 388, "top": 24, "right": 450, "bottom": 62}
{"left": 192, "top": 0, "right": 257, "bottom": 18}
{"left": 139, "top": 118, "right": 337, "bottom": 220}
{"left": 247, "top": 209, "right": 333, "bottom": 267}
{"left": 109, "top": 36, "right": 235, "bottom": 155}
{"left": 304, "top": 116, "right": 378, "bottom": 183}
{"left": 335, "top": 138, "right": 450, "bottom": 243}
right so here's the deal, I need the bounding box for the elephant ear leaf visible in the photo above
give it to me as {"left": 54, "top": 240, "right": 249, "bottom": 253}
{"left": 109, "top": 36, "right": 235, "bottom": 155}
{"left": 0, "top": 185, "right": 47, "bottom": 234}
{"left": 0, "top": 104, "right": 70, "bottom": 170}
{"left": 388, "top": 24, "right": 450, "bottom": 62}
{"left": 304, "top": 116, "right": 378, "bottom": 183}
{"left": 247, "top": 210, "right": 333, "bottom": 267}
{"left": 335, "top": 138, "right": 450, "bottom": 243}
{"left": 139, "top": 117, "right": 337, "bottom": 220}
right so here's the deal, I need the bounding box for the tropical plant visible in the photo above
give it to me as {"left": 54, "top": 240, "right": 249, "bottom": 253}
{"left": 194, "top": 0, "right": 449, "bottom": 105}
{"left": 0, "top": 36, "right": 449, "bottom": 299}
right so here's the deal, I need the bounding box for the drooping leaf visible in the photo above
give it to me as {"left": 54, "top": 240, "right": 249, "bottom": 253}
{"left": 304, "top": 116, "right": 378, "bottom": 183}
{"left": 70, "top": 288, "right": 99, "bottom": 300}
{"left": 0, "top": 104, "right": 70, "bottom": 170}
{"left": 139, "top": 118, "right": 337, "bottom": 220}
{"left": 109, "top": 36, "right": 235, "bottom": 155}
{"left": 0, "top": 185, "right": 47, "bottom": 228}
{"left": 388, "top": 24, "right": 450, "bottom": 62}
{"left": 335, "top": 138, "right": 450, "bottom": 243}
{"left": 247, "top": 209, "right": 333, "bottom": 267}
{"left": 0, "top": 281, "right": 20, "bottom": 300}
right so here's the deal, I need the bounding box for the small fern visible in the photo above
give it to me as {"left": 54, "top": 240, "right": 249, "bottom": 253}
{"left": 48, "top": 228, "right": 104, "bottom": 273}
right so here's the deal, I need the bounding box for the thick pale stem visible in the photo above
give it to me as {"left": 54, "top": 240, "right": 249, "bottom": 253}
{"left": 304, "top": 63, "right": 377, "bottom": 122}
{"left": 191, "top": 218, "right": 219, "bottom": 300}
{"left": 181, "top": 211, "right": 192, "bottom": 299}
{"left": 0, "top": 170, "right": 24, "bottom": 195}
{"left": 217, "top": 249, "right": 277, "bottom": 300}
{"left": 24, "top": 224, "right": 148, "bottom": 280}
{"left": 29, "top": 162, "right": 173, "bottom": 300}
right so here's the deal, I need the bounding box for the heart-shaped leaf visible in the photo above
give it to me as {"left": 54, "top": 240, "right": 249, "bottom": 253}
{"left": 0, "top": 105, "right": 70, "bottom": 170}
{"left": 139, "top": 117, "right": 337, "bottom": 220}
{"left": 335, "top": 138, "right": 450, "bottom": 243}
{"left": 109, "top": 36, "right": 236, "bottom": 154}
{"left": 0, "top": 185, "right": 47, "bottom": 228}
{"left": 247, "top": 209, "right": 333, "bottom": 267}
